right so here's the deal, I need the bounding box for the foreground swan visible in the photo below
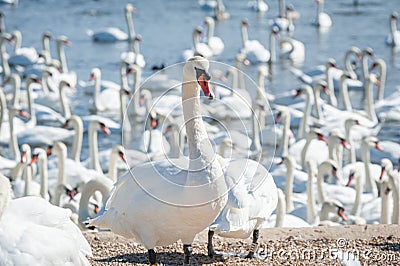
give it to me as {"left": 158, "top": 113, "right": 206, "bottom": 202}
{"left": 0, "top": 173, "right": 92, "bottom": 265}
{"left": 88, "top": 57, "right": 230, "bottom": 265}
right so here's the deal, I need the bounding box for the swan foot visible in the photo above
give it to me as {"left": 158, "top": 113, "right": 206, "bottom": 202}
{"left": 245, "top": 229, "right": 259, "bottom": 259}
{"left": 207, "top": 229, "right": 217, "bottom": 257}
{"left": 183, "top": 244, "right": 192, "bottom": 265}
{"left": 148, "top": 249, "right": 157, "bottom": 265}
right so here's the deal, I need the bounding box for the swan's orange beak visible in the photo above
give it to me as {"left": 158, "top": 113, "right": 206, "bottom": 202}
{"left": 275, "top": 112, "right": 282, "bottom": 123}
{"left": 19, "top": 110, "right": 31, "bottom": 119}
{"left": 29, "top": 154, "right": 39, "bottom": 166}
{"left": 375, "top": 142, "right": 384, "bottom": 151}
{"left": 379, "top": 167, "right": 386, "bottom": 180}
{"left": 341, "top": 139, "right": 351, "bottom": 150}
{"left": 346, "top": 172, "right": 354, "bottom": 187}
{"left": 118, "top": 151, "right": 127, "bottom": 163}
{"left": 317, "top": 133, "right": 327, "bottom": 143}
{"left": 338, "top": 207, "right": 347, "bottom": 221}
{"left": 100, "top": 123, "right": 111, "bottom": 135}
{"left": 197, "top": 73, "right": 213, "bottom": 100}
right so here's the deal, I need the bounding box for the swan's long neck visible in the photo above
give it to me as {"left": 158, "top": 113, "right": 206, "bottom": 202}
{"left": 78, "top": 176, "right": 112, "bottom": 225}
{"left": 93, "top": 72, "right": 103, "bottom": 113}
{"left": 168, "top": 125, "right": 184, "bottom": 159}
{"left": 361, "top": 142, "right": 378, "bottom": 197}
{"left": 0, "top": 38, "right": 11, "bottom": 79}
{"left": 11, "top": 74, "right": 21, "bottom": 108}
{"left": 339, "top": 76, "right": 352, "bottom": 111}
{"left": 0, "top": 91, "right": 6, "bottom": 136}
{"left": 388, "top": 171, "right": 400, "bottom": 224}
{"left": 284, "top": 160, "right": 294, "bottom": 213}
{"left": 119, "top": 66, "right": 131, "bottom": 132}
{"left": 89, "top": 123, "right": 103, "bottom": 174}
{"left": 57, "top": 42, "right": 68, "bottom": 73}
{"left": 312, "top": 84, "right": 323, "bottom": 120}
{"left": 59, "top": 82, "right": 72, "bottom": 118}
{"left": 108, "top": 149, "right": 119, "bottom": 183}
{"left": 316, "top": 1, "right": 323, "bottom": 25}
{"left": 125, "top": 9, "right": 135, "bottom": 40}
{"left": 280, "top": 111, "right": 290, "bottom": 157}
{"left": 38, "top": 151, "right": 49, "bottom": 200}
{"left": 376, "top": 60, "right": 386, "bottom": 101}
{"left": 300, "top": 134, "right": 314, "bottom": 170}
{"left": 325, "top": 66, "right": 337, "bottom": 107}
{"left": 230, "top": 69, "right": 239, "bottom": 92}
{"left": 25, "top": 78, "right": 37, "bottom": 127}
{"left": 23, "top": 164, "right": 33, "bottom": 196}
{"left": 344, "top": 49, "right": 359, "bottom": 80}
{"left": 269, "top": 31, "right": 277, "bottom": 64}
{"left": 316, "top": 164, "right": 330, "bottom": 204}
{"left": 182, "top": 78, "right": 214, "bottom": 168}
{"left": 54, "top": 145, "right": 67, "bottom": 206}
{"left": 250, "top": 108, "right": 262, "bottom": 160}
{"left": 279, "top": 0, "right": 286, "bottom": 18}
{"left": 13, "top": 31, "right": 21, "bottom": 53}
{"left": 8, "top": 111, "right": 20, "bottom": 160}
{"left": 275, "top": 189, "right": 286, "bottom": 227}
{"left": 364, "top": 76, "right": 377, "bottom": 124}
{"left": 361, "top": 51, "right": 370, "bottom": 82}
{"left": 71, "top": 117, "right": 83, "bottom": 162}
{"left": 132, "top": 68, "right": 142, "bottom": 117}
{"left": 390, "top": 17, "right": 398, "bottom": 46}
{"left": 207, "top": 20, "right": 215, "bottom": 44}
{"left": 345, "top": 123, "right": 356, "bottom": 164}
{"left": 241, "top": 24, "right": 248, "bottom": 47}
{"left": 298, "top": 89, "right": 312, "bottom": 140}
{"left": 351, "top": 172, "right": 363, "bottom": 216}
{"left": 380, "top": 179, "right": 391, "bottom": 224}
{"left": 42, "top": 35, "right": 51, "bottom": 56}
{"left": 306, "top": 161, "right": 317, "bottom": 224}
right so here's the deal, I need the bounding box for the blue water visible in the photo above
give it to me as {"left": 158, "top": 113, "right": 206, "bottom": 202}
{"left": 2, "top": 0, "right": 399, "bottom": 155}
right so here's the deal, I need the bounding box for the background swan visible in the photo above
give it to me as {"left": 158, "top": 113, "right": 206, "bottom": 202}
{"left": 386, "top": 11, "right": 400, "bottom": 47}
{"left": 87, "top": 3, "right": 136, "bottom": 42}
{"left": 0, "top": 173, "right": 92, "bottom": 265}
{"left": 204, "top": 16, "right": 224, "bottom": 56}
{"left": 312, "top": 0, "right": 332, "bottom": 28}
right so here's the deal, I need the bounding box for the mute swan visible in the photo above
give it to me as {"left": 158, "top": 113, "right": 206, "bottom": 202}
{"left": 273, "top": 106, "right": 295, "bottom": 157}
{"left": 88, "top": 67, "right": 122, "bottom": 113}
{"left": 88, "top": 3, "right": 136, "bottom": 42}
{"left": 30, "top": 147, "right": 50, "bottom": 200}
{"left": 214, "top": 0, "right": 230, "bottom": 21}
{"left": 279, "top": 37, "right": 305, "bottom": 64}
{"left": 88, "top": 57, "right": 231, "bottom": 265}
{"left": 369, "top": 58, "right": 386, "bottom": 101}
{"left": 248, "top": 0, "right": 268, "bottom": 12}
{"left": 8, "top": 30, "right": 39, "bottom": 67}
{"left": 182, "top": 27, "right": 213, "bottom": 61}
{"left": 265, "top": 188, "right": 311, "bottom": 228}
{"left": 120, "top": 34, "right": 146, "bottom": 68}
{"left": 240, "top": 20, "right": 279, "bottom": 64}
{"left": 269, "top": 0, "right": 298, "bottom": 32}
{"left": 386, "top": 11, "right": 400, "bottom": 48}
{"left": 380, "top": 159, "right": 400, "bottom": 224}
{"left": 199, "top": 0, "right": 217, "bottom": 11}
{"left": 204, "top": 16, "right": 224, "bottom": 56}
{"left": 312, "top": 0, "right": 332, "bottom": 28}
{"left": 55, "top": 35, "right": 77, "bottom": 87}
{"left": 0, "top": 33, "right": 13, "bottom": 82}
{"left": 0, "top": 12, "right": 5, "bottom": 34}
{"left": 0, "top": 173, "right": 92, "bottom": 265}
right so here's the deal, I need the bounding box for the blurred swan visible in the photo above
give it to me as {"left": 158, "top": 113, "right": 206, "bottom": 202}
{"left": 386, "top": 11, "right": 400, "bottom": 47}
{"left": 312, "top": 0, "right": 332, "bottom": 28}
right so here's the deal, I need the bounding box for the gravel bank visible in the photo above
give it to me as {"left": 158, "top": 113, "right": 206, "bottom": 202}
{"left": 84, "top": 224, "right": 400, "bottom": 265}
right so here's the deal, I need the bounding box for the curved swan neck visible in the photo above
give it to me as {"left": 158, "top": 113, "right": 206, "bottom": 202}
{"left": 344, "top": 121, "right": 356, "bottom": 164}
{"left": 206, "top": 19, "right": 215, "bottom": 44}
{"left": 182, "top": 72, "right": 213, "bottom": 164}
{"left": 54, "top": 142, "right": 67, "bottom": 206}
{"left": 375, "top": 60, "right": 386, "bottom": 101}
{"left": 69, "top": 116, "right": 83, "bottom": 162}
{"left": 125, "top": 7, "right": 135, "bottom": 40}
{"left": 275, "top": 189, "right": 286, "bottom": 227}
{"left": 25, "top": 77, "right": 37, "bottom": 127}
{"left": 12, "top": 30, "right": 22, "bottom": 53}
{"left": 42, "top": 33, "right": 51, "bottom": 56}
{"left": 241, "top": 23, "right": 248, "bottom": 47}
{"left": 284, "top": 158, "right": 294, "bottom": 213}
{"left": 269, "top": 30, "right": 277, "bottom": 64}
{"left": 361, "top": 140, "right": 378, "bottom": 197}
{"left": 344, "top": 47, "right": 360, "bottom": 79}
{"left": 351, "top": 171, "right": 363, "bottom": 216}
{"left": 316, "top": 162, "right": 332, "bottom": 204}
{"left": 57, "top": 39, "right": 68, "bottom": 73}
{"left": 339, "top": 75, "right": 352, "bottom": 111}
{"left": 37, "top": 149, "right": 49, "bottom": 200}
{"left": 306, "top": 160, "right": 317, "bottom": 224}
{"left": 298, "top": 87, "right": 312, "bottom": 140}
{"left": 364, "top": 76, "right": 377, "bottom": 124}
{"left": 92, "top": 69, "right": 103, "bottom": 112}
{"left": 89, "top": 122, "right": 103, "bottom": 174}
{"left": 59, "top": 81, "right": 72, "bottom": 119}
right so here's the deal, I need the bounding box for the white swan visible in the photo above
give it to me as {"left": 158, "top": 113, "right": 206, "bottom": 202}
{"left": 279, "top": 37, "right": 305, "bottom": 64}
{"left": 240, "top": 20, "right": 279, "bottom": 63}
{"left": 8, "top": 30, "right": 39, "bottom": 67}
{"left": 272, "top": 106, "right": 295, "bottom": 157}
{"left": 312, "top": 0, "right": 332, "bottom": 28}
{"left": 204, "top": 16, "right": 224, "bottom": 56}
{"left": 87, "top": 57, "right": 273, "bottom": 265}
{"left": 214, "top": 0, "right": 230, "bottom": 21}
{"left": 88, "top": 3, "right": 136, "bottom": 42}
{"left": 0, "top": 173, "right": 92, "bottom": 265}
{"left": 386, "top": 11, "right": 400, "bottom": 48}
{"left": 269, "top": 0, "right": 298, "bottom": 32}
{"left": 369, "top": 58, "right": 386, "bottom": 101}
{"left": 0, "top": 33, "right": 13, "bottom": 82}
{"left": 182, "top": 27, "right": 213, "bottom": 61}
{"left": 248, "top": 0, "right": 268, "bottom": 12}
{"left": 54, "top": 35, "right": 77, "bottom": 87}
{"left": 120, "top": 34, "right": 146, "bottom": 68}
{"left": 380, "top": 159, "right": 400, "bottom": 224}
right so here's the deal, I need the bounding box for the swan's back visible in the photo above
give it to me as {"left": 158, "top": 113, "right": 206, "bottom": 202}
{"left": 0, "top": 197, "right": 92, "bottom": 265}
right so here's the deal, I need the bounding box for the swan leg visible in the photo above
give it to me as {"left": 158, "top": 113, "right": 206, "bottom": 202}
{"left": 207, "top": 229, "right": 217, "bottom": 257}
{"left": 148, "top": 249, "right": 156, "bottom": 265}
{"left": 245, "top": 229, "right": 259, "bottom": 259}
{"left": 183, "top": 244, "right": 192, "bottom": 265}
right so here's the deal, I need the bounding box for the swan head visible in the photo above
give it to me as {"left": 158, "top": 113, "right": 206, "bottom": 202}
{"left": 379, "top": 158, "right": 394, "bottom": 180}
{"left": 362, "top": 47, "right": 374, "bottom": 58}
{"left": 346, "top": 169, "right": 359, "bottom": 187}
{"left": 57, "top": 35, "right": 71, "bottom": 46}
{"left": 310, "top": 127, "right": 327, "bottom": 143}
{"left": 241, "top": 19, "right": 249, "bottom": 27}
{"left": 90, "top": 68, "right": 101, "bottom": 81}
{"left": 319, "top": 159, "right": 338, "bottom": 179}
{"left": 42, "top": 31, "right": 52, "bottom": 40}
{"left": 362, "top": 136, "right": 383, "bottom": 151}
{"left": 204, "top": 16, "right": 215, "bottom": 26}
{"left": 125, "top": 3, "right": 136, "bottom": 13}
{"left": 391, "top": 11, "right": 398, "bottom": 21}
{"left": 321, "top": 199, "right": 347, "bottom": 221}
{"left": 184, "top": 56, "right": 213, "bottom": 99}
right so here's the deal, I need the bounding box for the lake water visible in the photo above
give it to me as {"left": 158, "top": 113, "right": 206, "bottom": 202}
{"left": 2, "top": 0, "right": 399, "bottom": 158}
